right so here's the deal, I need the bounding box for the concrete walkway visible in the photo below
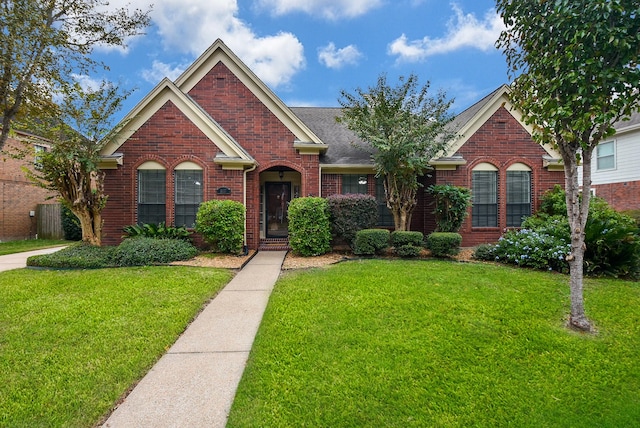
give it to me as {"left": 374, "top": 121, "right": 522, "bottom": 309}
{"left": 0, "top": 246, "right": 66, "bottom": 272}
{"left": 102, "top": 250, "right": 287, "bottom": 428}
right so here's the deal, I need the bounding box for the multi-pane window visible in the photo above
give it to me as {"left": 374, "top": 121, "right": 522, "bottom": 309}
{"left": 174, "top": 168, "right": 203, "bottom": 227}
{"left": 138, "top": 165, "right": 166, "bottom": 225}
{"left": 341, "top": 174, "right": 368, "bottom": 194}
{"left": 34, "top": 144, "right": 47, "bottom": 170}
{"left": 472, "top": 166, "right": 498, "bottom": 227}
{"left": 506, "top": 169, "right": 531, "bottom": 227}
{"left": 596, "top": 141, "right": 615, "bottom": 170}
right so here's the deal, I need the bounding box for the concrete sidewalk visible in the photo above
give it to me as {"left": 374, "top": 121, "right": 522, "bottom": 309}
{"left": 102, "top": 250, "right": 287, "bottom": 428}
{"left": 0, "top": 246, "right": 66, "bottom": 272}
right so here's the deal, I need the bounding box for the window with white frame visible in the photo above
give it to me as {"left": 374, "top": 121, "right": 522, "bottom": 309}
{"left": 34, "top": 144, "right": 47, "bottom": 170}
{"left": 137, "top": 161, "right": 166, "bottom": 225}
{"left": 506, "top": 164, "right": 532, "bottom": 227}
{"left": 472, "top": 163, "right": 498, "bottom": 227}
{"left": 596, "top": 141, "right": 615, "bottom": 170}
{"left": 174, "top": 162, "right": 203, "bottom": 228}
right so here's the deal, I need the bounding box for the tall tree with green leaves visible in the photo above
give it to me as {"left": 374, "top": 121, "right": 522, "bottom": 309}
{"left": 338, "top": 74, "right": 456, "bottom": 231}
{"left": 27, "top": 81, "right": 131, "bottom": 246}
{"left": 0, "top": 0, "right": 150, "bottom": 151}
{"left": 496, "top": 0, "right": 640, "bottom": 331}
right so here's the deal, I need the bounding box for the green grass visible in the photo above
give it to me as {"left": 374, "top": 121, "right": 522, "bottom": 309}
{"left": 0, "top": 266, "right": 233, "bottom": 427}
{"left": 0, "top": 239, "right": 69, "bottom": 255}
{"left": 229, "top": 260, "right": 640, "bottom": 427}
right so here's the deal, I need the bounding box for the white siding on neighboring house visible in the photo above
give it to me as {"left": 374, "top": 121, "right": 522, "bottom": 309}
{"left": 578, "top": 113, "right": 640, "bottom": 188}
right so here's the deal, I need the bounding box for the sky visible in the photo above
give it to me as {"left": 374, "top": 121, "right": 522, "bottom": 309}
{"left": 91, "top": 0, "right": 510, "bottom": 121}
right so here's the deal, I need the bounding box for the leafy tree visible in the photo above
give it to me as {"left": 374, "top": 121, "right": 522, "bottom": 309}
{"left": 0, "top": 0, "right": 150, "bottom": 151}
{"left": 27, "top": 81, "right": 130, "bottom": 246}
{"left": 496, "top": 0, "right": 640, "bottom": 331}
{"left": 338, "top": 73, "right": 456, "bottom": 231}
{"left": 428, "top": 184, "right": 472, "bottom": 233}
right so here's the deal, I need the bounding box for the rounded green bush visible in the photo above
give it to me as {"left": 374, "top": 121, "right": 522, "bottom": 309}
{"left": 327, "top": 194, "right": 378, "bottom": 248}
{"left": 112, "top": 237, "right": 198, "bottom": 266}
{"left": 195, "top": 200, "right": 245, "bottom": 254}
{"left": 426, "top": 232, "right": 461, "bottom": 257}
{"left": 395, "top": 244, "right": 421, "bottom": 258}
{"left": 390, "top": 230, "right": 424, "bottom": 248}
{"left": 288, "top": 197, "right": 332, "bottom": 256}
{"left": 354, "top": 228, "right": 390, "bottom": 256}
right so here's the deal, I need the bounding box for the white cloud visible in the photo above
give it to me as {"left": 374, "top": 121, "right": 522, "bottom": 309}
{"left": 141, "top": 60, "right": 190, "bottom": 84}
{"left": 318, "top": 43, "right": 363, "bottom": 69}
{"left": 254, "top": 0, "right": 383, "bottom": 20}
{"left": 388, "top": 4, "right": 506, "bottom": 62}
{"left": 72, "top": 74, "right": 104, "bottom": 91}
{"left": 100, "top": 0, "right": 305, "bottom": 89}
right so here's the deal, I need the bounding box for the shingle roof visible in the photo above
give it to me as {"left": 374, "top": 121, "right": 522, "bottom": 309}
{"left": 290, "top": 107, "right": 372, "bottom": 165}
{"left": 614, "top": 109, "right": 640, "bottom": 132}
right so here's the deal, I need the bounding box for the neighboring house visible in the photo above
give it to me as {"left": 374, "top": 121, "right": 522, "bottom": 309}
{"left": 99, "top": 39, "right": 565, "bottom": 249}
{"left": 583, "top": 111, "right": 640, "bottom": 212}
{"left": 0, "top": 131, "right": 57, "bottom": 241}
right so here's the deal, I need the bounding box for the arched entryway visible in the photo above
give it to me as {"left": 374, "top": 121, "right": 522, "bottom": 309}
{"left": 259, "top": 167, "right": 301, "bottom": 240}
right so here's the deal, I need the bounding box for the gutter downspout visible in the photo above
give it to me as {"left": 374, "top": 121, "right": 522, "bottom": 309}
{"left": 243, "top": 163, "right": 258, "bottom": 254}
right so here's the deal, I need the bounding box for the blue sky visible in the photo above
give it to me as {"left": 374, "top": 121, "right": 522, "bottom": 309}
{"left": 92, "top": 0, "right": 509, "bottom": 121}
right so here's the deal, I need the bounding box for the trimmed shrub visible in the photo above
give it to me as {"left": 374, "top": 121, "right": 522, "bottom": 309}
{"left": 327, "top": 194, "right": 378, "bottom": 247}
{"left": 395, "top": 244, "right": 422, "bottom": 258}
{"left": 27, "top": 243, "right": 115, "bottom": 269}
{"left": 428, "top": 184, "right": 472, "bottom": 232}
{"left": 426, "top": 232, "right": 462, "bottom": 257}
{"left": 123, "top": 222, "right": 192, "bottom": 241}
{"left": 354, "top": 228, "right": 390, "bottom": 256}
{"left": 112, "top": 237, "right": 198, "bottom": 266}
{"left": 472, "top": 243, "right": 496, "bottom": 261}
{"left": 288, "top": 197, "right": 332, "bottom": 256}
{"left": 61, "top": 205, "right": 82, "bottom": 241}
{"left": 390, "top": 230, "right": 423, "bottom": 248}
{"left": 195, "top": 200, "right": 245, "bottom": 254}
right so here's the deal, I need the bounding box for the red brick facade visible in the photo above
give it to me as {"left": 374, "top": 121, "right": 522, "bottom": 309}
{"left": 0, "top": 136, "right": 57, "bottom": 241}
{"left": 102, "top": 61, "right": 321, "bottom": 248}
{"left": 592, "top": 180, "right": 640, "bottom": 212}
{"left": 423, "top": 107, "right": 565, "bottom": 246}
{"left": 100, "top": 42, "right": 565, "bottom": 250}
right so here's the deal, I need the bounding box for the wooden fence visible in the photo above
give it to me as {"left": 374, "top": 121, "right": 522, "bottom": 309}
{"left": 37, "top": 204, "right": 64, "bottom": 239}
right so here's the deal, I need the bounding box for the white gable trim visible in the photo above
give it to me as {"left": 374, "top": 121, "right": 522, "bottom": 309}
{"left": 439, "top": 86, "right": 561, "bottom": 161}
{"left": 100, "top": 78, "right": 254, "bottom": 165}
{"left": 174, "top": 39, "right": 325, "bottom": 147}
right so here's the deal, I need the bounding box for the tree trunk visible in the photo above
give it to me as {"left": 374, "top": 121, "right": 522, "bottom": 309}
{"left": 74, "top": 207, "right": 102, "bottom": 246}
{"left": 384, "top": 173, "right": 417, "bottom": 232}
{"left": 562, "top": 151, "right": 593, "bottom": 332}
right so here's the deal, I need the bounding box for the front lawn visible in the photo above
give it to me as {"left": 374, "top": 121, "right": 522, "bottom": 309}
{"left": 0, "top": 239, "right": 68, "bottom": 256}
{"left": 229, "top": 260, "right": 640, "bottom": 427}
{"left": 0, "top": 266, "right": 232, "bottom": 427}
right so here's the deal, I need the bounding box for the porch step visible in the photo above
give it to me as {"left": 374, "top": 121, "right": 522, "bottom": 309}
{"left": 259, "top": 238, "right": 290, "bottom": 251}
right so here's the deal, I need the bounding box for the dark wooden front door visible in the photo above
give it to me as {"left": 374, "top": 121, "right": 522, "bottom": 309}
{"left": 265, "top": 182, "right": 291, "bottom": 238}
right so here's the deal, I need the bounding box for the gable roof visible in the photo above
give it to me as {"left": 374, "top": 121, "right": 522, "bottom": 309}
{"left": 174, "top": 39, "right": 326, "bottom": 150}
{"left": 291, "top": 107, "right": 373, "bottom": 172}
{"left": 100, "top": 39, "right": 327, "bottom": 169}
{"left": 100, "top": 78, "right": 254, "bottom": 169}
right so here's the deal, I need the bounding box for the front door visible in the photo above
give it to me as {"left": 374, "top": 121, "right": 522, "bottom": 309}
{"left": 265, "top": 182, "right": 291, "bottom": 238}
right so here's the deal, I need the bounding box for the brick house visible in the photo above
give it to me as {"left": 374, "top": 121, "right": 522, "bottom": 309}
{"left": 0, "top": 132, "right": 57, "bottom": 241}
{"left": 99, "top": 39, "right": 565, "bottom": 249}
{"left": 582, "top": 110, "right": 640, "bottom": 213}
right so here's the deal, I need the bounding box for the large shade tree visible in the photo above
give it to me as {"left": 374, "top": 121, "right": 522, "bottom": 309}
{"left": 496, "top": 0, "right": 640, "bottom": 331}
{"left": 0, "top": 0, "right": 150, "bottom": 151}
{"left": 338, "top": 73, "right": 456, "bottom": 231}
